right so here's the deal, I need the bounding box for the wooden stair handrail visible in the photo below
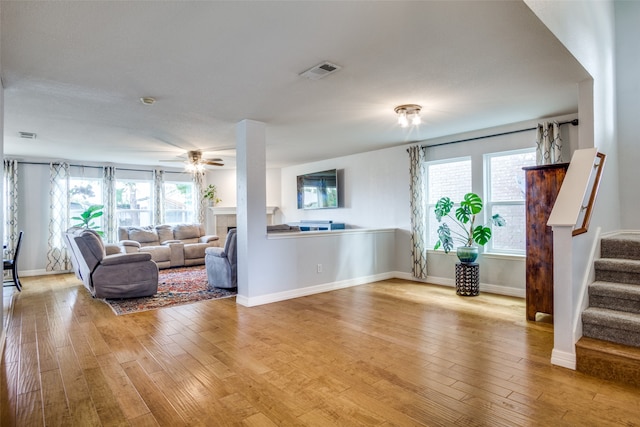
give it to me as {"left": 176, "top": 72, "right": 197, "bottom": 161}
{"left": 573, "top": 152, "right": 606, "bottom": 236}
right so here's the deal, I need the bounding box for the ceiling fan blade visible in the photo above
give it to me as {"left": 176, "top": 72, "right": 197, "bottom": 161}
{"left": 159, "top": 159, "right": 187, "bottom": 163}
{"left": 200, "top": 145, "right": 235, "bottom": 152}
{"left": 204, "top": 158, "right": 223, "bottom": 162}
{"left": 152, "top": 134, "right": 197, "bottom": 150}
{"left": 201, "top": 146, "right": 237, "bottom": 158}
{"left": 203, "top": 161, "right": 224, "bottom": 166}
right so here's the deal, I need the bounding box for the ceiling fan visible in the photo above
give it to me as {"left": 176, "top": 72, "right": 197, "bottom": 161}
{"left": 161, "top": 150, "right": 224, "bottom": 172}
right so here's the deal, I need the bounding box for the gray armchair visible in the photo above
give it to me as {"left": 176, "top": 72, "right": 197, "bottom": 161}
{"left": 64, "top": 227, "right": 158, "bottom": 298}
{"left": 205, "top": 228, "right": 237, "bottom": 289}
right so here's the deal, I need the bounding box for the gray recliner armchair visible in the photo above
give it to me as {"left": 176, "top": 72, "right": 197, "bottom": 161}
{"left": 64, "top": 227, "right": 158, "bottom": 298}
{"left": 205, "top": 228, "right": 237, "bottom": 289}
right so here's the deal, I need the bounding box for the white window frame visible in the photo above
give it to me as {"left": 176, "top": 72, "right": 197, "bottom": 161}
{"left": 115, "top": 178, "right": 154, "bottom": 228}
{"left": 483, "top": 147, "right": 536, "bottom": 255}
{"left": 163, "top": 180, "right": 196, "bottom": 225}
{"left": 425, "top": 156, "right": 472, "bottom": 250}
{"left": 69, "top": 176, "right": 104, "bottom": 229}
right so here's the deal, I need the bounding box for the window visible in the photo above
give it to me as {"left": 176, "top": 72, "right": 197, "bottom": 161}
{"left": 425, "top": 157, "right": 472, "bottom": 249}
{"left": 69, "top": 177, "right": 103, "bottom": 229}
{"left": 116, "top": 180, "right": 153, "bottom": 227}
{"left": 484, "top": 148, "right": 536, "bottom": 254}
{"left": 164, "top": 181, "right": 196, "bottom": 224}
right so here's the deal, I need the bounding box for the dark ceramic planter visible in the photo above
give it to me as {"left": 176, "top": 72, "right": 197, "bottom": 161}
{"left": 456, "top": 246, "right": 478, "bottom": 263}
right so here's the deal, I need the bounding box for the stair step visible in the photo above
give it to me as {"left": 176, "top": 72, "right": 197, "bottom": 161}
{"left": 582, "top": 307, "right": 640, "bottom": 347}
{"left": 576, "top": 337, "right": 640, "bottom": 388}
{"left": 589, "top": 281, "right": 640, "bottom": 314}
{"left": 594, "top": 258, "right": 640, "bottom": 285}
{"left": 601, "top": 233, "right": 640, "bottom": 260}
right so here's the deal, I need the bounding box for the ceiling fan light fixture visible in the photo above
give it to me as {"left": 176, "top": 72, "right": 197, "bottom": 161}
{"left": 161, "top": 149, "right": 224, "bottom": 172}
{"left": 185, "top": 162, "right": 205, "bottom": 173}
{"left": 395, "top": 104, "right": 422, "bottom": 127}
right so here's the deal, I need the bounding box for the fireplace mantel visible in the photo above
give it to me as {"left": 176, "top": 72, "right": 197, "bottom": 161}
{"left": 209, "top": 206, "right": 279, "bottom": 216}
{"left": 208, "top": 206, "right": 279, "bottom": 241}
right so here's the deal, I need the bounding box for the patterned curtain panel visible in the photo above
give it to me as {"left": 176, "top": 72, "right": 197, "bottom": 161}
{"left": 193, "top": 172, "right": 206, "bottom": 225}
{"left": 47, "top": 162, "right": 71, "bottom": 271}
{"left": 153, "top": 169, "right": 165, "bottom": 225}
{"left": 536, "top": 121, "right": 563, "bottom": 165}
{"left": 408, "top": 145, "right": 428, "bottom": 279}
{"left": 3, "top": 159, "right": 20, "bottom": 258}
{"left": 102, "top": 166, "right": 117, "bottom": 243}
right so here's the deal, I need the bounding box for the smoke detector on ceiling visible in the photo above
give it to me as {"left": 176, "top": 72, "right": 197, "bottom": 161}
{"left": 299, "top": 61, "right": 342, "bottom": 80}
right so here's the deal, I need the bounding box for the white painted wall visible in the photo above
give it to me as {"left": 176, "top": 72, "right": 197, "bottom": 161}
{"left": 615, "top": 0, "right": 640, "bottom": 229}
{"left": 239, "top": 229, "right": 397, "bottom": 306}
{"left": 206, "top": 168, "right": 281, "bottom": 210}
{"left": 525, "top": 0, "right": 619, "bottom": 369}
{"left": 280, "top": 144, "right": 410, "bottom": 229}
{"left": 228, "top": 119, "right": 409, "bottom": 303}
{"left": 525, "top": 1, "right": 619, "bottom": 229}
{"left": 231, "top": 121, "right": 403, "bottom": 304}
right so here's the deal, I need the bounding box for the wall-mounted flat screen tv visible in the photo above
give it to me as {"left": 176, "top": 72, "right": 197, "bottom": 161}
{"left": 297, "top": 169, "right": 339, "bottom": 209}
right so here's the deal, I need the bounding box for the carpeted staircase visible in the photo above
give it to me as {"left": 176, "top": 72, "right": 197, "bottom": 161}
{"left": 576, "top": 233, "right": 640, "bottom": 388}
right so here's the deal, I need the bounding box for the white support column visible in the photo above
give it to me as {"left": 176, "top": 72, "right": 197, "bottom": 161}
{"left": 235, "top": 120, "right": 267, "bottom": 303}
{"left": 547, "top": 148, "right": 598, "bottom": 370}
{"left": 551, "top": 225, "right": 576, "bottom": 369}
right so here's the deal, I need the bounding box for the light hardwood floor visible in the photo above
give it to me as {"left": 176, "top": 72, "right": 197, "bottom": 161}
{"left": 2, "top": 274, "right": 639, "bottom": 426}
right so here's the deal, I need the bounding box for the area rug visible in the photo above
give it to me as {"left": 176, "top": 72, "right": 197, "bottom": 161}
{"left": 103, "top": 266, "right": 236, "bottom": 315}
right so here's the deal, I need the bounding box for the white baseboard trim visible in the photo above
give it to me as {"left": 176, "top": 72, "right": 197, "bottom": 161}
{"left": 16, "top": 267, "right": 525, "bottom": 306}
{"left": 236, "top": 271, "right": 525, "bottom": 307}
{"left": 477, "top": 283, "right": 525, "bottom": 298}
{"left": 394, "top": 272, "right": 525, "bottom": 298}
{"left": 236, "top": 272, "right": 398, "bottom": 307}
{"left": 551, "top": 348, "right": 576, "bottom": 370}
{"left": 17, "top": 269, "right": 71, "bottom": 278}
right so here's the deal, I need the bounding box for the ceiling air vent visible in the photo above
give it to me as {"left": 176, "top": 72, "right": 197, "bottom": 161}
{"left": 19, "top": 131, "right": 37, "bottom": 139}
{"left": 299, "top": 61, "right": 342, "bottom": 80}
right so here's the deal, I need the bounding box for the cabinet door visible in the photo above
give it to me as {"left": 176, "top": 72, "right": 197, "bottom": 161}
{"left": 524, "top": 164, "right": 568, "bottom": 321}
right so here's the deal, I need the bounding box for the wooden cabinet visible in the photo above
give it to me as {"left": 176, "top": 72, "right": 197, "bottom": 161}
{"left": 524, "top": 163, "right": 569, "bottom": 321}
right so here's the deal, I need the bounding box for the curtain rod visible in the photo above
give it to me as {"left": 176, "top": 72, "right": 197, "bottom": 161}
{"left": 14, "top": 161, "right": 188, "bottom": 174}
{"left": 414, "top": 118, "right": 579, "bottom": 150}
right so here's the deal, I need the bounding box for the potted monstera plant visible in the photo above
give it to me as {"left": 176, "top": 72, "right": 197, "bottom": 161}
{"left": 433, "top": 193, "right": 505, "bottom": 263}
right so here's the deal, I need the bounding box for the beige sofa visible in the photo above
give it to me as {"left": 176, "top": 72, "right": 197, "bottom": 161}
{"left": 118, "top": 224, "right": 219, "bottom": 269}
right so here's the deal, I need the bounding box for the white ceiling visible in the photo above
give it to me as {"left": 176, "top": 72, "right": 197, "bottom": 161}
{"left": 1, "top": 1, "right": 589, "bottom": 169}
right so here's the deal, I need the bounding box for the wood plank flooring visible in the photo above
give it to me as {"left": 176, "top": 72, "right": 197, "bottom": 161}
{"left": 2, "top": 274, "right": 640, "bottom": 426}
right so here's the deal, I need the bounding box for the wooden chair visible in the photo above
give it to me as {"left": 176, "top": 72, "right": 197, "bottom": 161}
{"left": 3, "top": 230, "right": 23, "bottom": 292}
